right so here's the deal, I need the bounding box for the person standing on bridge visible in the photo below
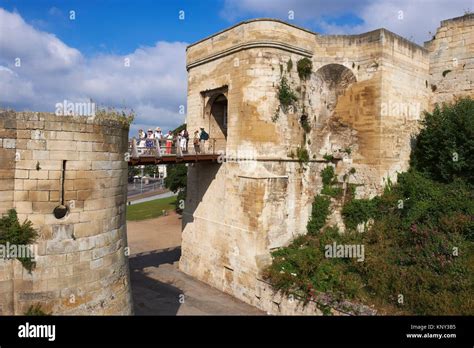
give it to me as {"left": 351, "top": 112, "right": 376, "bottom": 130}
{"left": 199, "top": 127, "right": 209, "bottom": 154}
{"left": 154, "top": 127, "right": 163, "bottom": 152}
{"left": 165, "top": 131, "right": 173, "bottom": 154}
{"left": 179, "top": 129, "right": 187, "bottom": 154}
{"left": 193, "top": 130, "right": 200, "bottom": 154}
{"left": 183, "top": 128, "right": 189, "bottom": 153}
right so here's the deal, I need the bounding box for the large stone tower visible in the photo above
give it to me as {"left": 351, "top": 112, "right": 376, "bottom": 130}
{"left": 0, "top": 111, "right": 132, "bottom": 315}
{"left": 179, "top": 15, "right": 473, "bottom": 313}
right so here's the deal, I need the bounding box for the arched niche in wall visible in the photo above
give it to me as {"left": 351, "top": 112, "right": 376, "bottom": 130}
{"left": 309, "top": 64, "right": 357, "bottom": 125}
{"left": 201, "top": 86, "right": 228, "bottom": 140}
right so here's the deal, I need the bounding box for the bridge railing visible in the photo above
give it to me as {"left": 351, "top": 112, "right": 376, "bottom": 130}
{"left": 129, "top": 137, "right": 226, "bottom": 159}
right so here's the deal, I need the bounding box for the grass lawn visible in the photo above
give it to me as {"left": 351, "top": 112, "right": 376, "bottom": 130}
{"left": 126, "top": 196, "right": 176, "bottom": 221}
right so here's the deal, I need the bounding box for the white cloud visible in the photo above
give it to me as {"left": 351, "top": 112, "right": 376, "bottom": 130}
{"left": 0, "top": 8, "right": 187, "bottom": 136}
{"left": 221, "top": 0, "right": 472, "bottom": 44}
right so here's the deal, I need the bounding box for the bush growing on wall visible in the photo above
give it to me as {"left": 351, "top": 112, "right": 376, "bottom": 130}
{"left": 277, "top": 77, "right": 298, "bottom": 111}
{"left": 410, "top": 97, "right": 474, "bottom": 184}
{"left": 0, "top": 209, "right": 38, "bottom": 272}
{"left": 306, "top": 195, "right": 331, "bottom": 235}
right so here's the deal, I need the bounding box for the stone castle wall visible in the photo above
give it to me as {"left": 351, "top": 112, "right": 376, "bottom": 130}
{"left": 180, "top": 15, "right": 474, "bottom": 315}
{"left": 425, "top": 14, "right": 474, "bottom": 106}
{"left": 0, "top": 111, "right": 132, "bottom": 315}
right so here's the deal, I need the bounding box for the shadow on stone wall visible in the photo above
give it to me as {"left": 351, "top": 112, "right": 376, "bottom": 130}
{"left": 182, "top": 163, "right": 220, "bottom": 231}
{"left": 129, "top": 247, "right": 182, "bottom": 315}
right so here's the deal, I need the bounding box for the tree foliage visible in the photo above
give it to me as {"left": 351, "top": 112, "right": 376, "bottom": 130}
{"left": 164, "top": 164, "right": 187, "bottom": 193}
{"left": 410, "top": 97, "right": 474, "bottom": 184}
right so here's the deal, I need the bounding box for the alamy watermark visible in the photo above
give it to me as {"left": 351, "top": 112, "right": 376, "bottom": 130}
{"left": 55, "top": 99, "right": 96, "bottom": 117}
{"left": 0, "top": 242, "right": 37, "bottom": 260}
{"left": 325, "top": 242, "right": 365, "bottom": 262}
{"left": 381, "top": 101, "right": 421, "bottom": 119}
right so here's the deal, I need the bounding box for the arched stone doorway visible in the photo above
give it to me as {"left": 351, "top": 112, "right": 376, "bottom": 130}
{"left": 201, "top": 87, "right": 228, "bottom": 153}
{"left": 209, "top": 94, "right": 228, "bottom": 138}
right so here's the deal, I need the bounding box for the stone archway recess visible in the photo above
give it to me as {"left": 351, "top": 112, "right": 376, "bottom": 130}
{"left": 311, "top": 63, "right": 357, "bottom": 123}
{"left": 208, "top": 94, "right": 228, "bottom": 138}
{"left": 200, "top": 86, "right": 229, "bottom": 153}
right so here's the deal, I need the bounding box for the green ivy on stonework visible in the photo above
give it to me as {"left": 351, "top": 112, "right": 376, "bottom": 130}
{"left": 277, "top": 77, "right": 298, "bottom": 112}
{"left": 0, "top": 209, "right": 38, "bottom": 272}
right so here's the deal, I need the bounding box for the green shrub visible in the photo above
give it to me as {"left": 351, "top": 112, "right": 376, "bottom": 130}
{"left": 24, "top": 304, "right": 50, "bottom": 316}
{"left": 267, "top": 170, "right": 474, "bottom": 314}
{"left": 0, "top": 209, "right": 38, "bottom": 272}
{"left": 264, "top": 226, "right": 365, "bottom": 303}
{"left": 323, "top": 153, "right": 334, "bottom": 161}
{"left": 296, "top": 147, "right": 309, "bottom": 163}
{"left": 297, "top": 58, "right": 312, "bottom": 80}
{"left": 410, "top": 97, "right": 474, "bottom": 184}
{"left": 342, "top": 198, "right": 378, "bottom": 230}
{"left": 306, "top": 196, "right": 330, "bottom": 235}
{"left": 320, "top": 166, "right": 342, "bottom": 197}
{"left": 277, "top": 77, "right": 298, "bottom": 111}
{"left": 164, "top": 163, "right": 187, "bottom": 193}
{"left": 321, "top": 166, "right": 335, "bottom": 186}
{"left": 95, "top": 107, "right": 135, "bottom": 127}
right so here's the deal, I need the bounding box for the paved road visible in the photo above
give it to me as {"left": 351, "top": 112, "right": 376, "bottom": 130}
{"left": 128, "top": 191, "right": 177, "bottom": 205}
{"left": 127, "top": 212, "right": 264, "bottom": 315}
{"left": 127, "top": 182, "right": 164, "bottom": 197}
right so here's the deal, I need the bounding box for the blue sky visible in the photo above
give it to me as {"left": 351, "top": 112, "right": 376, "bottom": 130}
{"left": 0, "top": 0, "right": 470, "bottom": 135}
{"left": 0, "top": 0, "right": 368, "bottom": 58}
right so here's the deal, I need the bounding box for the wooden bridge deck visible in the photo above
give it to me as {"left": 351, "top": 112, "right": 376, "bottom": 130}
{"left": 128, "top": 154, "right": 220, "bottom": 166}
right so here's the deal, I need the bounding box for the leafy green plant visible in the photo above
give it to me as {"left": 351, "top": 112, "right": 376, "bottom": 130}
{"left": 321, "top": 185, "right": 343, "bottom": 198}
{"left": 164, "top": 163, "right": 187, "bottom": 213}
{"left": 267, "top": 170, "right": 474, "bottom": 314}
{"left": 297, "top": 58, "right": 312, "bottom": 80}
{"left": 0, "top": 209, "right": 38, "bottom": 272}
{"left": 24, "top": 304, "right": 51, "bottom": 316}
{"left": 277, "top": 77, "right": 298, "bottom": 111}
{"left": 306, "top": 196, "right": 331, "bottom": 235}
{"left": 410, "top": 97, "right": 474, "bottom": 184}
{"left": 287, "top": 58, "right": 293, "bottom": 72}
{"left": 323, "top": 153, "right": 334, "bottom": 161}
{"left": 95, "top": 107, "right": 135, "bottom": 127}
{"left": 296, "top": 147, "right": 309, "bottom": 163}
{"left": 342, "top": 198, "right": 378, "bottom": 230}
{"left": 321, "top": 166, "right": 335, "bottom": 186}
{"left": 164, "top": 164, "right": 187, "bottom": 193}
{"left": 343, "top": 147, "right": 352, "bottom": 155}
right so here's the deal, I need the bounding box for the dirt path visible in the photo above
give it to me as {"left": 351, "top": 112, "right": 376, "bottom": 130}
{"left": 127, "top": 212, "right": 264, "bottom": 315}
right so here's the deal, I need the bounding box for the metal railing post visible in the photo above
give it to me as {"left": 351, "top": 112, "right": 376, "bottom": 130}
{"left": 131, "top": 137, "right": 139, "bottom": 159}
{"left": 155, "top": 139, "right": 162, "bottom": 158}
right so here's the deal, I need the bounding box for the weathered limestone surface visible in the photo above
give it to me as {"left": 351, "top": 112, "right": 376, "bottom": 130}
{"left": 180, "top": 15, "right": 474, "bottom": 315}
{"left": 425, "top": 14, "right": 474, "bottom": 106}
{"left": 0, "top": 111, "right": 133, "bottom": 315}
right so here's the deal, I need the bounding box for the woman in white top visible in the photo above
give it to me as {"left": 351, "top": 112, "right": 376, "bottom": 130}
{"left": 179, "top": 130, "right": 187, "bottom": 153}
